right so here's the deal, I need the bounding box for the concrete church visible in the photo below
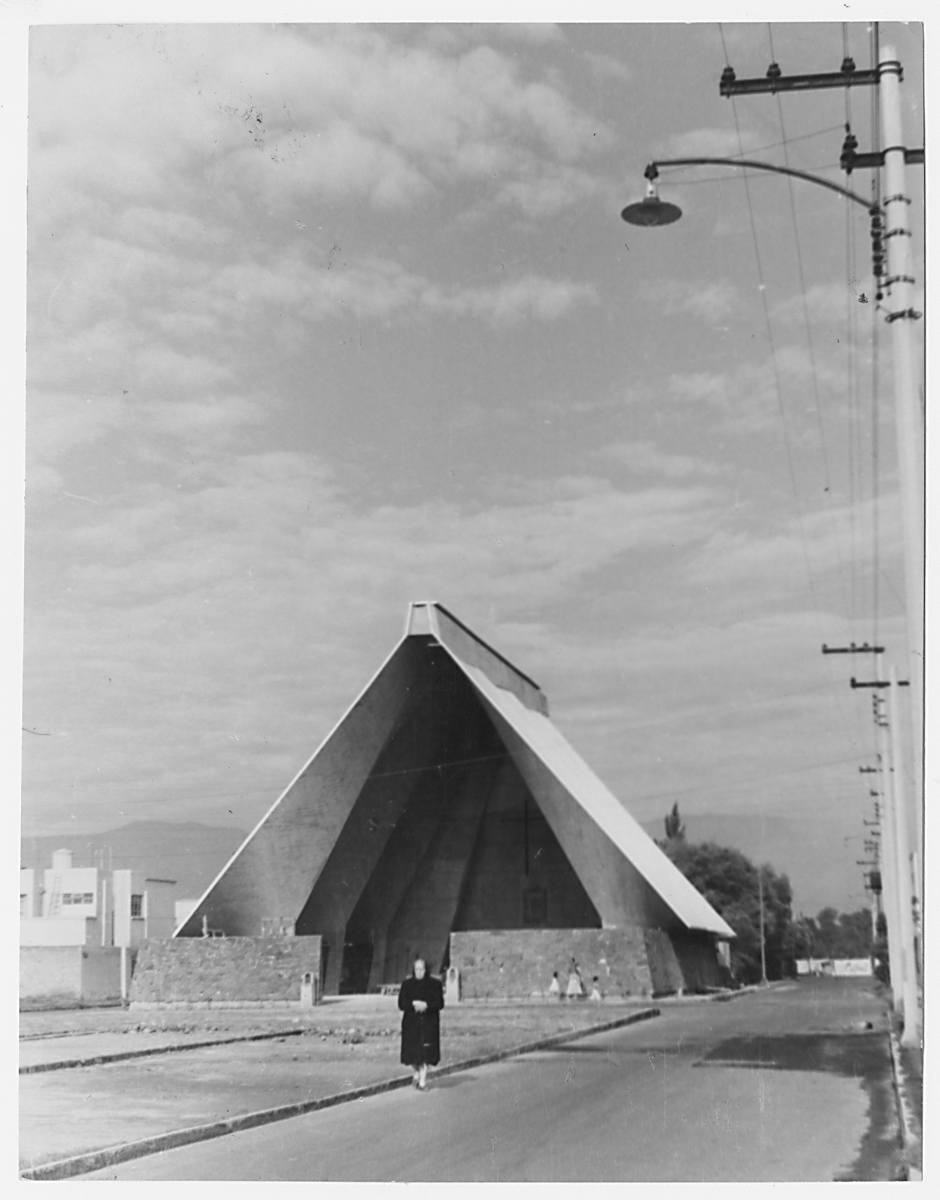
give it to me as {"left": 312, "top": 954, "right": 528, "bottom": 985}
{"left": 174, "top": 603, "right": 734, "bottom": 999}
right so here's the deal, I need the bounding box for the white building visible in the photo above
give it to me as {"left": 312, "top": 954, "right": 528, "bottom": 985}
{"left": 20, "top": 849, "right": 177, "bottom": 947}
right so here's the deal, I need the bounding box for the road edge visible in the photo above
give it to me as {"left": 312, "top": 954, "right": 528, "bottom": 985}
{"left": 20, "top": 1006, "right": 659, "bottom": 1180}
{"left": 888, "top": 1031, "right": 923, "bottom": 1180}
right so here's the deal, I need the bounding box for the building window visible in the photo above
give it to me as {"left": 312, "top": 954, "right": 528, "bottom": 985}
{"left": 130, "top": 894, "right": 144, "bottom": 918}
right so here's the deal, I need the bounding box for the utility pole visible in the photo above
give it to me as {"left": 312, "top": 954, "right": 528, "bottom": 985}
{"left": 727, "top": 31, "right": 924, "bottom": 1030}
{"left": 757, "top": 864, "right": 768, "bottom": 985}
{"left": 878, "top": 53, "right": 925, "bottom": 858}
{"left": 888, "top": 664, "right": 921, "bottom": 1046}
{"left": 872, "top": 696, "right": 904, "bottom": 1013}
{"left": 862, "top": 798, "right": 883, "bottom": 944}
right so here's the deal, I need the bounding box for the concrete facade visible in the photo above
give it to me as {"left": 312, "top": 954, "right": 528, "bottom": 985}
{"left": 20, "top": 917, "right": 100, "bottom": 947}
{"left": 129, "top": 935, "right": 323, "bottom": 1005}
{"left": 112, "top": 871, "right": 177, "bottom": 946}
{"left": 43, "top": 850, "right": 97, "bottom": 919}
{"left": 20, "top": 946, "right": 122, "bottom": 1004}
{"left": 20, "top": 868, "right": 37, "bottom": 917}
{"left": 176, "top": 603, "right": 734, "bottom": 997}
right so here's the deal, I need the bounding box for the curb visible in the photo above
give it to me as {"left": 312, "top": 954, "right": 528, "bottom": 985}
{"left": 20, "top": 1027, "right": 306, "bottom": 1075}
{"left": 20, "top": 1006, "right": 659, "bottom": 1180}
{"left": 888, "top": 1031, "right": 923, "bottom": 1181}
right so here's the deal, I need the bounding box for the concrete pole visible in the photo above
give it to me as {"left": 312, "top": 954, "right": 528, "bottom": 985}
{"left": 757, "top": 865, "right": 768, "bottom": 985}
{"left": 875, "top": 716, "right": 904, "bottom": 1011}
{"left": 889, "top": 665, "right": 921, "bottom": 1047}
{"left": 879, "top": 47, "right": 924, "bottom": 895}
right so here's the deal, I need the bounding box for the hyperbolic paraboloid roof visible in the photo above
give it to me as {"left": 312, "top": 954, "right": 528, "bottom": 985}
{"left": 177, "top": 602, "right": 735, "bottom": 942}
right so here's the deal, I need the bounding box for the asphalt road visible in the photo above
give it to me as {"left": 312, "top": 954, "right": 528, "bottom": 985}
{"left": 84, "top": 978, "right": 902, "bottom": 1182}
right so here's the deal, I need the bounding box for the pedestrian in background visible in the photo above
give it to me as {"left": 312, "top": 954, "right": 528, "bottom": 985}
{"left": 399, "top": 956, "right": 444, "bottom": 1090}
{"left": 566, "top": 959, "right": 584, "bottom": 999}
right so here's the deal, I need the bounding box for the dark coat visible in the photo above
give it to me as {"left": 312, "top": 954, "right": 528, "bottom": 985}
{"left": 398, "top": 973, "right": 444, "bottom": 1067}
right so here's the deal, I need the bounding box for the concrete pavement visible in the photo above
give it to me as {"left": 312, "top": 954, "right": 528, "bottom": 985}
{"left": 20, "top": 994, "right": 659, "bottom": 1174}
{"left": 75, "top": 977, "right": 906, "bottom": 1182}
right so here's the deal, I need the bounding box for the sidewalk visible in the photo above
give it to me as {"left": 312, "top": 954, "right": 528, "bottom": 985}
{"left": 20, "top": 997, "right": 659, "bottom": 1176}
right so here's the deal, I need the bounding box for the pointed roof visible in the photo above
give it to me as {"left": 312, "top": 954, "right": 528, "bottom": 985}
{"left": 177, "top": 602, "right": 734, "bottom": 941}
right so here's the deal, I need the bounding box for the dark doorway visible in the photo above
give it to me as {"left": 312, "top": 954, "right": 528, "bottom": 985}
{"left": 340, "top": 942, "right": 374, "bottom": 994}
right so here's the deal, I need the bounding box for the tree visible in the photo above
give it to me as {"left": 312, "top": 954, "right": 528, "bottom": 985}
{"left": 802, "top": 907, "right": 873, "bottom": 959}
{"left": 660, "top": 836, "right": 795, "bottom": 984}
{"left": 663, "top": 802, "right": 685, "bottom": 842}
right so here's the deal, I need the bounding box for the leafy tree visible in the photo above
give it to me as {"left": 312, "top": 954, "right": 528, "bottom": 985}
{"left": 800, "top": 907, "right": 873, "bottom": 959}
{"left": 659, "top": 836, "right": 795, "bottom": 984}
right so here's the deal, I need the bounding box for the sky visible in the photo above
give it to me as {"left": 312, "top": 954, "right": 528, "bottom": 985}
{"left": 7, "top": 6, "right": 928, "bottom": 914}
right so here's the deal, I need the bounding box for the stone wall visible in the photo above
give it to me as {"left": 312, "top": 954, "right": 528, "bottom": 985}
{"left": 450, "top": 927, "right": 654, "bottom": 1000}
{"left": 669, "top": 931, "right": 724, "bottom": 991}
{"left": 129, "top": 935, "right": 322, "bottom": 1005}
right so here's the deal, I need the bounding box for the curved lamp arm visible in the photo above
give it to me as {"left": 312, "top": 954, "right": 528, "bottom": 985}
{"left": 646, "top": 158, "right": 878, "bottom": 213}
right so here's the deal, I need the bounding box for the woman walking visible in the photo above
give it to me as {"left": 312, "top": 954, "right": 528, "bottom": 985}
{"left": 398, "top": 956, "right": 444, "bottom": 1090}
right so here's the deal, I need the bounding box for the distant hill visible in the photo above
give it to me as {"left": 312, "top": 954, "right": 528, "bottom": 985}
{"left": 640, "top": 813, "right": 868, "bottom": 918}
{"left": 21, "top": 812, "right": 865, "bottom": 924}
{"left": 20, "top": 821, "right": 248, "bottom": 902}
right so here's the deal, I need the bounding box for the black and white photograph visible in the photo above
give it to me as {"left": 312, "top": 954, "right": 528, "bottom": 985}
{"left": 9, "top": 2, "right": 926, "bottom": 1184}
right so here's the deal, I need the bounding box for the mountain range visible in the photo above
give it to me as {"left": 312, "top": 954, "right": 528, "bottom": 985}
{"left": 21, "top": 811, "right": 868, "bottom": 920}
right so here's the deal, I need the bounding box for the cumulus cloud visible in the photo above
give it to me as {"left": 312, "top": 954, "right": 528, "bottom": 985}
{"left": 650, "top": 278, "right": 739, "bottom": 322}
{"left": 599, "top": 440, "right": 725, "bottom": 479}
{"left": 22, "top": 450, "right": 724, "bottom": 831}
{"left": 30, "top": 25, "right": 607, "bottom": 221}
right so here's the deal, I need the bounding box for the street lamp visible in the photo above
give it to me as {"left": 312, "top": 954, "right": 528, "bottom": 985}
{"left": 622, "top": 158, "right": 876, "bottom": 227}
{"left": 620, "top": 173, "right": 682, "bottom": 227}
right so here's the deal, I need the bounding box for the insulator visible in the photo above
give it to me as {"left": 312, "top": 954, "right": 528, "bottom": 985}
{"left": 841, "top": 56, "right": 857, "bottom": 73}
{"left": 766, "top": 62, "right": 782, "bottom": 80}
{"left": 720, "top": 66, "right": 736, "bottom": 87}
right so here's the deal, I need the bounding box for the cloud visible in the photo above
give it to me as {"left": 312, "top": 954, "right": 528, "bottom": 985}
{"left": 599, "top": 440, "right": 725, "bottom": 479}
{"left": 22, "top": 453, "right": 726, "bottom": 832}
{"left": 30, "top": 25, "right": 607, "bottom": 222}
{"left": 649, "top": 278, "right": 739, "bottom": 322}
{"left": 426, "top": 275, "right": 598, "bottom": 324}
{"left": 493, "top": 162, "right": 602, "bottom": 217}
{"left": 660, "top": 125, "right": 765, "bottom": 160}
{"left": 682, "top": 493, "right": 904, "bottom": 599}
{"left": 582, "top": 51, "right": 631, "bottom": 83}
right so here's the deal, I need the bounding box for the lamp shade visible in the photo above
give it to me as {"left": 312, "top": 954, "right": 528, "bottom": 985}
{"left": 620, "top": 196, "right": 682, "bottom": 227}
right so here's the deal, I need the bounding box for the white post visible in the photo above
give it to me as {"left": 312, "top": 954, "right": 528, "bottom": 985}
{"left": 879, "top": 46, "right": 924, "bottom": 894}
{"left": 889, "top": 666, "right": 921, "bottom": 1046}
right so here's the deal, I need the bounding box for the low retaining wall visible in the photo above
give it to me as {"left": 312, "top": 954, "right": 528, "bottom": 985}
{"left": 20, "top": 946, "right": 122, "bottom": 1005}
{"left": 450, "top": 927, "right": 654, "bottom": 1000}
{"left": 796, "top": 957, "right": 873, "bottom": 977}
{"left": 129, "top": 936, "right": 323, "bottom": 1006}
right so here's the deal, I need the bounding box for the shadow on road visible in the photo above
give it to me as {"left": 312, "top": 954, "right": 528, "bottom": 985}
{"left": 696, "top": 1032, "right": 901, "bottom": 1182}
